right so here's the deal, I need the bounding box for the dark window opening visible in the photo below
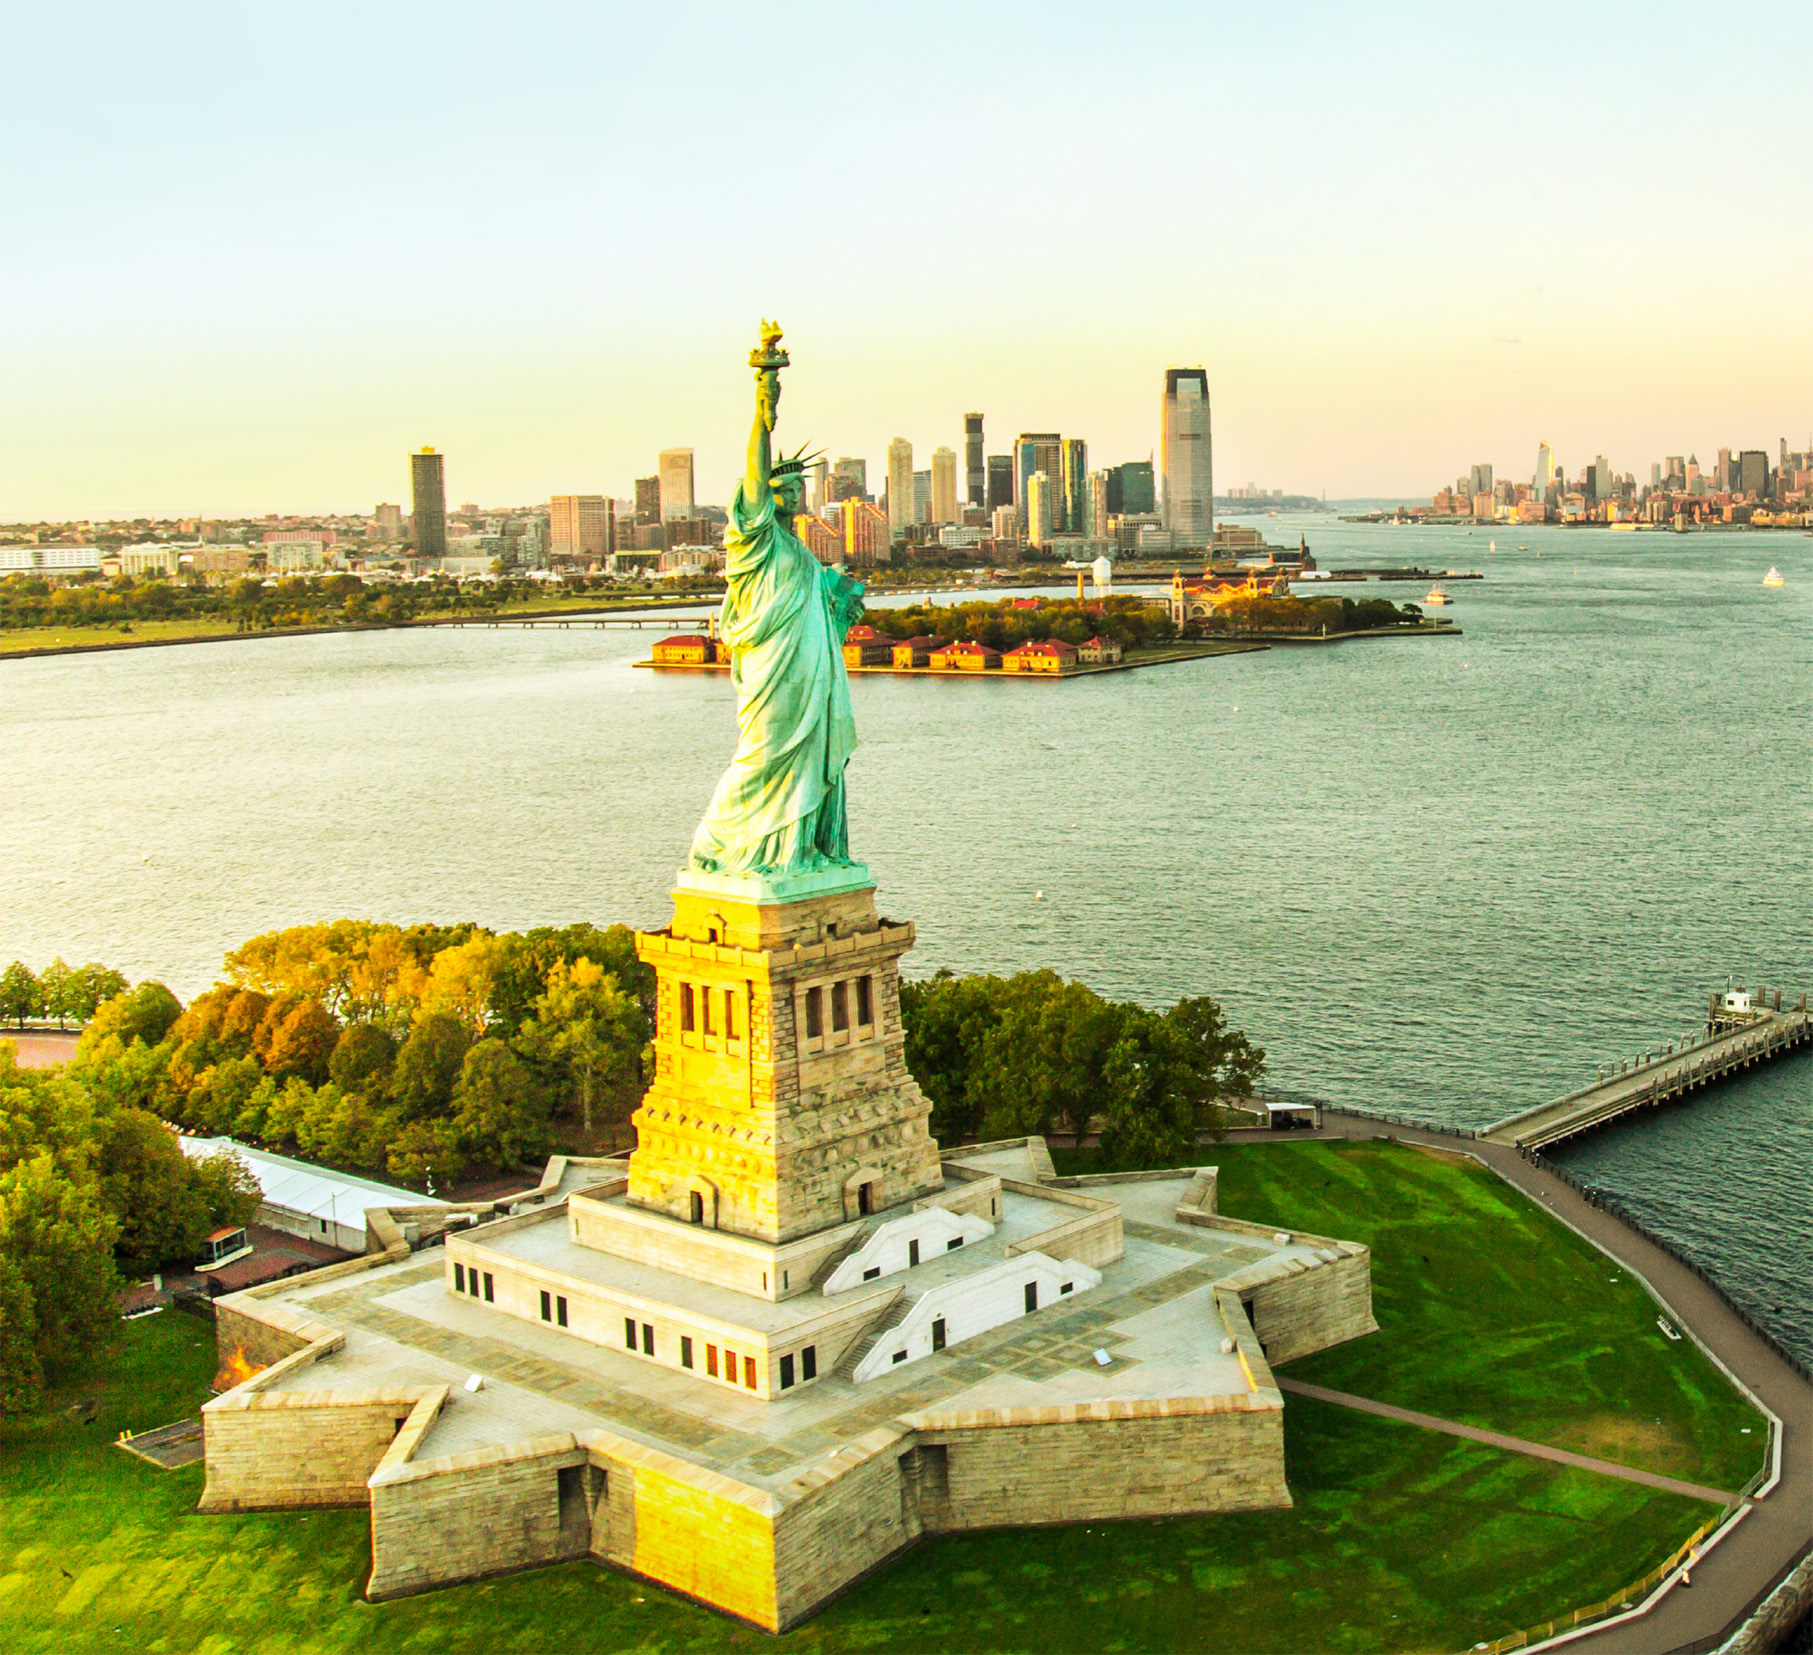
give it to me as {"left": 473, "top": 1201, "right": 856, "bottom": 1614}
{"left": 681, "top": 983, "right": 695, "bottom": 1032}
{"left": 857, "top": 1182, "right": 874, "bottom": 1216}
{"left": 724, "top": 991, "right": 737, "bottom": 1040}
{"left": 557, "top": 1295, "right": 568, "bottom": 1326}
{"left": 689, "top": 1189, "right": 704, "bottom": 1224}
{"left": 743, "top": 1355, "right": 756, "bottom": 1389}
{"left": 706, "top": 1344, "right": 719, "bottom": 1378}
{"left": 681, "top": 1336, "right": 694, "bottom": 1369}
{"left": 1060, "top": 1282, "right": 1073, "bottom": 1295}
{"left": 482, "top": 1272, "right": 494, "bottom": 1303}
{"left": 891, "top": 1350, "right": 907, "bottom": 1364}
{"left": 857, "top": 975, "right": 873, "bottom": 1025}
{"left": 947, "top": 1236, "right": 963, "bottom": 1251}
{"left": 625, "top": 1317, "right": 638, "bottom": 1350}
{"left": 702, "top": 989, "right": 714, "bottom": 1036}
{"left": 831, "top": 980, "right": 849, "bottom": 1032}
{"left": 642, "top": 1322, "right": 654, "bottom": 1357}
{"left": 454, "top": 1263, "right": 465, "bottom": 1293}
{"left": 805, "top": 986, "right": 822, "bottom": 1038}
{"left": 909, "top": 1239, "right": 920, "bottom": 1267}
{"left": 862, "top": 1266, "right": 881, "bottom": 1281}
{"left": 802, "top": 1345, "right": 817, "bottom": 1381}
{"left": 540, "top": 1290, "right": 552, "bottom": 1322}
{"left": 780, "top": 1353, "right": 795, "bottom": 1389}
{"left": 1024, "top": 1281, "right": 1038, "bottom": 1313}
{"left": 931, "top": 1317, "right": 946, "bottom": 1352}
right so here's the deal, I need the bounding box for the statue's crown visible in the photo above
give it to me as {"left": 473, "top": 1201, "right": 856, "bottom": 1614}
{"left": 772, "top": 443, "right": 821, "bottom": 479}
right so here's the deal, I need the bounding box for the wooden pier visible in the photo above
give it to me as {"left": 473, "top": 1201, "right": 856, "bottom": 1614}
{"left": 1480, "top": 995, "right": 1811, "bottom": 1149}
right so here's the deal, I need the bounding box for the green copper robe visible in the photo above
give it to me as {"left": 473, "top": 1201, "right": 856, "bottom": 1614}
{"left": 688, "top": 482, "right": 866, "bottom": 877}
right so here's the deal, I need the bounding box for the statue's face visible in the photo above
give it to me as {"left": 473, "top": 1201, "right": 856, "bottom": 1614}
{"left": 775, "top": 473, "right": 805, "bottom": 517}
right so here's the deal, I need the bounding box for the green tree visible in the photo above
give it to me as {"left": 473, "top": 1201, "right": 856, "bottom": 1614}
{"left": 386, "top": 1118, "right": 466, "bottom": 1189}
{"left": 328, "top": 1022, "right": 398, "bottom": 1093}
{"left": 0, "top": 1047, "right": 99, "bottom": 1181}
{"left": 38, "top": 959, "right": 77, "bottom": 1029}
{"left": 81, "top": 980, "right": 182, "bottom": 1049}
{"left": 0, "top": 1153, "right": 119, "bottom": 1377}
{"left": 185, "top": 1055, "right": 265, "bottom": 1135}
{"left": 0, "top": 962, "right": 43, "bottom": 1028}
{"left": 95, "top": 1109, "right": 214, "bottom": 1273}
{"left": 190, "top": 1146, "right": 262, "bottom": 1231}
{"left": 451, "top": 1039, "right": 548, "bottom": 1169}
{"left": 390, "top": 1011, "right": 472, "bottom": 1119}
{"left": 70, "top": 963, "right": 130, "bottom": 1024}
{"left": 516, "top": 958, "right": 644, "bottom": 1133}
{"left": 0, "top": 1249, "right": 41, "bottom": 1415}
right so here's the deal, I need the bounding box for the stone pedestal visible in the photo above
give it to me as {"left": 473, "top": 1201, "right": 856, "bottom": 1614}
{"left": 628, "top": 869, "right": 945, "bottom": 1245}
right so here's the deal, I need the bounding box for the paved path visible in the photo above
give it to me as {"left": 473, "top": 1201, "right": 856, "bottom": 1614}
{"left": 1276, "top": 1377, "right": 1738, "bottom": 1504}
{"left": 1304, "top": 1110, "right": 1813, "bottom": 1654}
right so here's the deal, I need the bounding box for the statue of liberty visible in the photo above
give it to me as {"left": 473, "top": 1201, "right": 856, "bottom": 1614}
{"left": 687, "top": 322, "right": 868, "bottom": 882}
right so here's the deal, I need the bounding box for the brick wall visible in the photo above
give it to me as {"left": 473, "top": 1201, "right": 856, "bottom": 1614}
{"left": 1244, "top": 1251, "right": 1377, "bottom": 1365}
{"left": 199, "top": 1393, "right": 413, "bottom": 1512}
{"left": 367, "top": 1436, "right": 590, "bottom": 1600}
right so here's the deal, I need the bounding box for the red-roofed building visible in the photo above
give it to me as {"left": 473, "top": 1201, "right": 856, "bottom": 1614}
{"left": 652, "top": 634, "right": 725, "bottom": 664}
{"left": 1010, "top": 597, "right": 1043, "bottom": 610}
{"left": 891, "top": 634, "right": 948, "bottom": 668}
{"left": 1002, "top": 639, "right": 1079, "bottom": 675}
{"left": 929, "top": 639, "right": 1000, "bottom": 671}
{"left": 1077, "top": 635, "right": 1123, "bottom": 665}
{"left": 842, "top": 624, "right": 893, "bottom": 668}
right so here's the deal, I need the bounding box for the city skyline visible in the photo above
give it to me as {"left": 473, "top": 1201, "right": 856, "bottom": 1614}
{"left": 3, "top": 2, "right": 1808, "bottom": 520}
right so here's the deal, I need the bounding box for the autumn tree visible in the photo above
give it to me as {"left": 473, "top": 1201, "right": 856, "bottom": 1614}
{"left": 516, "top": 958, "right": 644, "bottom": 1133}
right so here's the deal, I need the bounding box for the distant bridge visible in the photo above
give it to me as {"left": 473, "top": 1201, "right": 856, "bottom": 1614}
{"left": 1480, "top": 997, "right": 1810, "bottom": 1150}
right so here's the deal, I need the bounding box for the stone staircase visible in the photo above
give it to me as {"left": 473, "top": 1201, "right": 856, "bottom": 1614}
{"left": 836, "top": 1290, "right": 919, "bottom": 1379}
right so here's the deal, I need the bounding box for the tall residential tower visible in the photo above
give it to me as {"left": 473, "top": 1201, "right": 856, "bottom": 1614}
{"left": 658, "top": 449, "right": 696, "bottom": 520}
{"left": 964, "top": 414, "right": 985, "bottom": 507}
{"left": 410, "top": 447, "right": 447, "bottom": 558}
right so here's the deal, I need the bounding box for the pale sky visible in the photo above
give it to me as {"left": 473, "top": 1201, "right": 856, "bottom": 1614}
{"left": 4, "top": 1, "right": 1809, "bottom": 520}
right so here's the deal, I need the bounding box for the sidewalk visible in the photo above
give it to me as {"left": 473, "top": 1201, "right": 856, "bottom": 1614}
{"left": 1305, "top": 1110, "right": 1812, "bottom": 1654}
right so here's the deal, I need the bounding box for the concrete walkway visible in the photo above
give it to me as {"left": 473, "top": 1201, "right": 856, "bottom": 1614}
{"left": 1296, "top": 1110, "right": 1813, "bottom": 1654}
{"left": 1276, "top": 1377, "right": 1738, "bottom": 1504}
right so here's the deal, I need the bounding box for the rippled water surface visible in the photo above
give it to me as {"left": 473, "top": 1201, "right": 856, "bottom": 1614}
{"left": 4, "top": 517, "right": 1809, "bottom": 1356}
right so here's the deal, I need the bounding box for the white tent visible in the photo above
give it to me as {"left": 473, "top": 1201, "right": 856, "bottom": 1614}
{"left": 181, "top": 1136, "right": 445, "bottom": 1254}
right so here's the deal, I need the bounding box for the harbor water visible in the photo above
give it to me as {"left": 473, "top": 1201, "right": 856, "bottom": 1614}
{"left": 3, "top": 517, "right": 1808, "bottom": 1358}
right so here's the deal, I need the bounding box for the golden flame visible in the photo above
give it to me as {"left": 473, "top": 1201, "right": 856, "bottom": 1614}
{"left": 213, "top": 1342, "right": 264, "bottom": 1392}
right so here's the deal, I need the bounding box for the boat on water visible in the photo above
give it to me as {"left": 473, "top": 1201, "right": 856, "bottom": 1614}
{"left": 1423, "top": 584, "right": 1452, "bottom": 606}
{"left": 1763, "top": 567, "right": 1785, "bottom": 587}
{"left": 1488, "top": 538, "right": 1496, "bottom": 553}
{"left": 1517, "top": 544, "right": 1529, "bottom": 551}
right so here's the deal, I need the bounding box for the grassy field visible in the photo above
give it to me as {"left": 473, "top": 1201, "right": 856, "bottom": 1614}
{"left": 0, "top": 1311, "right": 1713, "bottom": 1655}
{"left": 1054, "top": 1138, "right": 1765, "bottom": 1490}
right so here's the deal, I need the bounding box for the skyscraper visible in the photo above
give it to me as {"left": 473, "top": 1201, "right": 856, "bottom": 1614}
{"left": 1738, "top": 450, "right": 1768, "bottom": 497}
{"left": 886, "top": 437, "right": 914, "bottom": 537}
{"left": 1535, "top": 443, "right": 1555, "bottom": 493}
{"left": 986, "top": 454, "right": 1014, "bottom": 509}
{"left": 964, "top": 414, "right": 985, "bottom": 507}
{"left": 832, "top": 457, "right": 868, "bottom": 502}
{"left": 1470, "top": 463, "right": 1494, "bottom": 498}
{"left": 372, "top": 502, "right": 403, "bottom": 542}
{"left": 1108, "top": 460, "right": 1155, "bottom": 516}
{"left": 1026, "top": 471, "right": 1053, "bottom": 547}
{"left": 1716, "top": 447, "right": 1732, "bottom": 490}
{"left": 410, "top": 447, "right": 447, "bottom": 558}
{"left": 634, "top": 476, "right": 661, "bottom": 524}
{"left": 808, "top": 458, "right": 828, "bottom": 517}
{"left": 931, "top": 447, "right": 958, "bottom": 524}
{"left": 913, "top": 470, "right": 931, "bottom": 525}
{"left": 1016, "top": 433, "right": 1061, "bottom": 531}
{"left": 1160, "top": 368, "right": 1212, "bottom": 547}
{"left": 658, "top": 450, "right": 695, "bottom": 520}
{"left": 1087, "top": 471, "right": 1109, "bottom": 540}
{"left": 549, "top": 495, "right": 612, "bottom": 561}
{"left": 1061, "top": 438, "right": 1088, "bottom": 536}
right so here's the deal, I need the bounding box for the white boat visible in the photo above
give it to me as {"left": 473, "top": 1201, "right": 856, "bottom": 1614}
{"left": 1488, "top": 538, "right": 1496, "bottom": 553}
{"left": 1423, "top": 584, "right": 1452, "bottom": 606}
{"left": 1762, "top": 567, "right": 1785, "bottom": 587}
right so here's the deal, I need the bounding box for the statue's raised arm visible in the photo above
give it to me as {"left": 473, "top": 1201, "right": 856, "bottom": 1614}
{"left": 745, "top": 319, "right": 788, "bottom": 509}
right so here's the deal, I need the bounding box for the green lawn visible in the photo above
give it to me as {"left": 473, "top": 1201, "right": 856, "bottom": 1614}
{"left": 0, "top": 1313, "right": 1712, "bottom": 1655}
{"left": 1054, "top": 1138, "right": 1765, "bottom": 1491}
